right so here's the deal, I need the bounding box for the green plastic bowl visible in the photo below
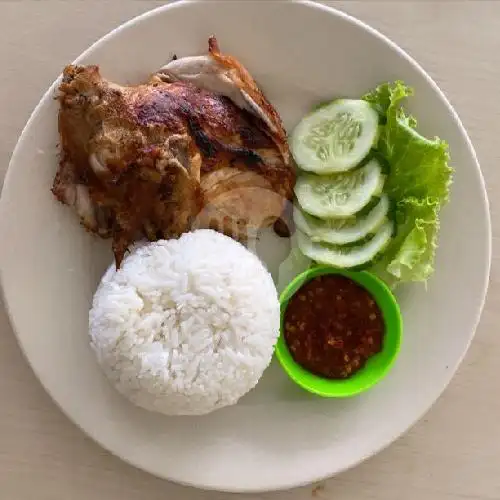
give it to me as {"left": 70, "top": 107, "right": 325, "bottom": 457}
{"left": 275, "top": 265, "right": 403, "bottom": 398}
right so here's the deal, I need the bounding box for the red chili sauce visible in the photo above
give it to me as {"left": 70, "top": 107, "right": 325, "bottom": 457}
{"left": 283, "top": 275, "right": 384, "bottom": 379}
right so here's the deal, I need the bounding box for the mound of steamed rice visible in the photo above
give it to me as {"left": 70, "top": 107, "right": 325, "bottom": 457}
{"left": 89, "top": 229, "right": 280, "bottom": 416}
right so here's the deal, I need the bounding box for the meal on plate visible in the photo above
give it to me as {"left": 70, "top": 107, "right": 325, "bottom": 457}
{"left": 50, "top": 37, "right": 452, "bottom": 413}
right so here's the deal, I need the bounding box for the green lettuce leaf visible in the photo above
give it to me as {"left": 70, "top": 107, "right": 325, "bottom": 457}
{"left": 362, "top": 81, "right": 452, "bottom": 286}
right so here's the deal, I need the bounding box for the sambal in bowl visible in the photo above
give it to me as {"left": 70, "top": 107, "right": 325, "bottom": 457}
{"left": 276, "top": 265, "right": 402, "bottom": 397}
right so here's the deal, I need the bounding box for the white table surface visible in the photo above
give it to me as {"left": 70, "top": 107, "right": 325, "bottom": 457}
{"left": 0, "top": 1, "right": 498, "bottom": 499}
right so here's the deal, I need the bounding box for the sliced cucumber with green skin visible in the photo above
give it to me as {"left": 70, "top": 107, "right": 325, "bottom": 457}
{"left": 296, "top": 221, "right": 394, "bottom": 269}
{"left": 291, "top": 99, "right": 379, "bottom": 174}
{"left": 294, "top": 158, "right": 385, "bottom": 218}
{"left": 293, "top": 195, "right": 390, "bottom": 245}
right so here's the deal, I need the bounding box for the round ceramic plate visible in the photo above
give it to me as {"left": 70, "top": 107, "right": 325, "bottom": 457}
{"left": 0, "top": 0, "right": 491, "bottom": 493}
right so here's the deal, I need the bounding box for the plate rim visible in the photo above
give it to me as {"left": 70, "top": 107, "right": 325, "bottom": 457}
{"left": 0, "top": 0, "right": 492, "bottom": 492}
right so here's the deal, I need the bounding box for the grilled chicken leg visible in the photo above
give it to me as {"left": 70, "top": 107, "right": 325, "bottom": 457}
{"left": 53, "top": 37, "right": 294, "bottom": 265}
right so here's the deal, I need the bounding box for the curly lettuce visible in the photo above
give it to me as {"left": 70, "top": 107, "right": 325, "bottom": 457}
{"left": 362, "top": 81, "right": 452, "bottom": 286}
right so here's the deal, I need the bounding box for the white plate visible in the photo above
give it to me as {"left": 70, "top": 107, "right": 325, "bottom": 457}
{"left": 0, "top": 0, "right": 491, "bottom": 493}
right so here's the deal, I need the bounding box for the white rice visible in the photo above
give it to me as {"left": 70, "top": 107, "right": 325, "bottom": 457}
{"left": 89, "top": 229, "right": 280, "bottom": 416}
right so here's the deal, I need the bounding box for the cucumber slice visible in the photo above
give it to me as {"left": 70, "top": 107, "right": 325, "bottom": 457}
{"left": 294, "top": 158, "right": 385, "bottom": 218}
{"left": 291, "top": 99, "right": 379, "bottom": 173}
{"left": 296, "top": 221, "right": 394, "bottom": 269}
{"left": 293, "top": 195, "right": 390, "bottom": 245}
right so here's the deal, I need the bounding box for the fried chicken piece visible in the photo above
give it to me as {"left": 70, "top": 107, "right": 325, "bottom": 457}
{"left": 53, "top": 37, "right": 294, "bottom": 265}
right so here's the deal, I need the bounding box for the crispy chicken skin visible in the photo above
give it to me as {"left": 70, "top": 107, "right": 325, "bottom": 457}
{"left": 53, "top": 37, "right": 294, "bottom": 265}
